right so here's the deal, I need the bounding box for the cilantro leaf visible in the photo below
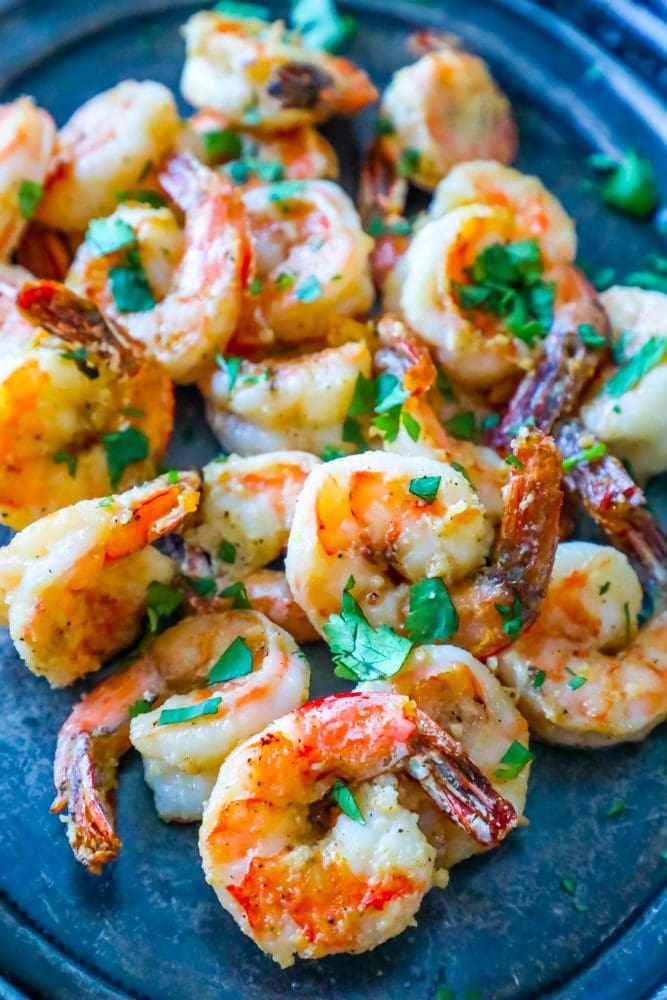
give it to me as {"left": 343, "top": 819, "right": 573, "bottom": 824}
{"left": 605, "top": 336, "right": 667, "bottom": 398}
{"left": 494, "top": 596, "right": 523, "bottom": 640}
{"left": 323, "top": 577, "right": 412, "bottom": 681}
{"left": 145, "top": 580, "right": 183, "bottom": 634}
{"left": 295, "top": 275, "right": 322, "bottom": 302}
{"left": 116, "top": 189, "right": 168, "bottom": 209}
{"left": 128, "top": 698, "right": 154, "bottom": 719}
{"left": 397, "top": 147, "right": 421, "bottom": 177}
{"left": 103, "top": 426, "right": 149, "bottom": 488}
{"left": 445, "top": 411, "right": 477, "bottom": 441}
{"left": 220, "top": 581, "right": 252, "bottom": 609}
{"left": 208, "top": 636, "right": 253, "bottom": 683}
{"left": 561, "top": 442, "right": 607, "bottom": 471}
{"left": 53, "top": 449, "right": 77, "bottom": 478}
{"left": 203, "top": 127, "right": 243, "bottom": 159}
{"left": 109, "top": 246, "right": 156, "bottom": 313}
{"left": 330, "top": 779, "right": 365, "bottom": 824}
{"left": 291, "top": 0, "right": 356, "bottom": 53}
{"left": 494, "top": 741, "right": 533, "bottom": 780}
{"left": 600, "top": 149, "right": 659, "bottom": 218}
{"left": 216, "top": 353, "right": 243, "bottom": 391}
{"left": 217, "top": 539, "right": 236, "bottom": 563}
{"left": 158, "top": 696, "right": 222, "bottom": 726}
{"left": 578, "top": 322, "right": 607, "bottom": 349}
{"left": 405, "top": 578, "right": 459, "bottom": 644}
{"left": 87, "top": 217, "right": 136, "bottom": 256}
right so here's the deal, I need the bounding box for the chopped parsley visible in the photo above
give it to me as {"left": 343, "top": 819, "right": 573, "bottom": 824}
{"left": 376, "top": 116, "right": 396, "bottom": 136}
{"left": 116, "top": 189, "right": 168, "bottom": 209}
{"left": 109, "top": 246, "right": 156, "bottom": 313}
{"left": 190, "top": 576, "right": 217, "bottom": 598}
{"left": 606, "top": 800, "right": 625, "bottom": 818}
{"left": 295, "top": 275, "right": 322, "bottom": 302}
{"left": 565, "top": 667, "right": 587, "bottom": 691}
{"left": 53, "top": 449, "right": 77, "bottom": 478}
{"left": 445, "top": 411, "right": 477, "bottom": 441}
{"left": 145, "top": 581, "right": 183, "bottom": 633}
{"left": 435, "top": 363, "right": 457, "bottom": 402}
{"left": 480, "top": 412, "right": 500, "bottom": 430}
{"left": 591, "top": 149, "right": 660, "bottom": 218}
{"left": 344, "top": 371, "right": 417, "bottom": 445}
{"left": 220, "top": 581, "right": 252, "bottom": 609}
{"left": 119, "top": 406, "right": 146, "bottom": 417}
{"left": 408, "top": 475, "right": 441, "bottom": 504}
{"left": 158, "top": 696, "right": 222, "bottom": 726}
{"left": 578, "top": 322, "right": 607, "bottom": 349}
{"left": 226, "top": 157, "right": 284, "bottom": 184}
{"left": 217, "top": 539, "right": 236, "bottom": 564}
{"left": 203, "top": 127, "right": 243, "bottom": 159}
{"left": 531, "top": 668, "right": 546, "bottom": 689}
{"left": 98, "top": 496, "right": 113, "bottom": 508}
{"left": 213, "top": 0, "right": 270, "bottom": 16}
{"left": 128, "top": 698, "right": 154, "bottom": 719}
{"left": 87, "top": 217, "right": 136, "bottom": 256}
{"left": 599, "top": 581, "right": 611, "bottom": 595}
{"left": 561, "top": 442, "right": 607, "bottom": 471}
{"left": 405, "top": 578, "right": 459, "bottom": 644}
{"left": 18, "top": 179, "right": 44, "bottom": 220}
{"left": 495, "top": 596, "right": 523, "bottom": 640}
{"left": 450, "top": 461, "right": 473, "bottom": 487}
{"left": 275, "top": 272, "right": 295, "bottom": 292}
{"left": 267, "top": 180, "right": 306, "bottom": 202}
{"left": 454, "top": 239, "right": 554, "bottom": 347}
{"left": 103, "top": 426, "right": 149, "bottom": 488}
{"left": 216, "top": 353, "right": 243, "bottom": 391}
{"left": 397, "top": 147, "right": 421, "bottom": 177}
{"left": 504, "top": 454, "right": 525, "bottom": 470}
{"left": 561, "top": 878, "right": 577, "bottom": 896}
{"left": 330, "top": 778, "right": 365, "bottom": 824}
{"left": 291, "top": 0, "right": 356, "bottom": 53}
{"left": 247, "top": 276, "right": 263, "bottom": 296}
{"left": 495, "top": 741, "right": 533, "bottom": 780}
{"left": 367, "top": 217, "right": 413, "bottom": 237}
{"left": 624, "top": 601, "right": 632, "bottom": 643}
{"left": 605, "top": 336, "right": 667, "bottom": 397}
{"left": 625, "top": 270, "right": 667, "bottom": 295}
{"left": 323, "top": 576, "right": 412, "bottom": 681}
{"left": 208, "top": 636, "right": 253, "bottom": 683}
{"left": 321, "top": 445, "right": 346, "bottom": 461}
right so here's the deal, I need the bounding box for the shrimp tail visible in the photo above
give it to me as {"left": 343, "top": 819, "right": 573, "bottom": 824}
{"left": 52, "top": 732, "right": 122, "bottom": 875}
{"left": 408, "top": 30, "right": 462, "bottom": 57}
{"left": 16, "top": 279, "right": 142, "bottom": 374}
{"left": 375, "top": 315, "right": 436, "bottom": 396}
{"left": 406, "top": 711, "right": 517, "bottom": 847}
{"left": 555, "top": 418, "right": 667, "bottom": 595}
{"left": 358, "top": 140, "right": 407, "bottom": 226}
{"left": 266, "top": 62, "right": 335, "bottom": 110}
{"left": 487, "top": 280, "right": 610, "bottom": 449}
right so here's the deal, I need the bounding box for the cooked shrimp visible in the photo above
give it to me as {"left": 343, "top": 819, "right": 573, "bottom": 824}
{"left": 0, "top": 472, "right": 199, "bottom": 687}
{"left": 67, "top": 155, "right": 251, "bottom": 382}
{"left": 0, "top": 280, "right": 173, "bottom": 529}
{"left": 37, "top": 81, "right": 180, "bottom": 232}
{"left": 430, "top": 161, "right": 576, "bottom": 264}
{"left": 51, "top": 609, "right": 310, "bottom": 872}
{"left": 360, "top": 644, "right": 530, "bottom": 867}
{"left": 397, "top": 203, "right": 578, "bottom": 390}
{"left": 495, "top": 540, "right": 667, "bottom": 746}
{"left": 184, "top": 109, "right": 338, "bottom": 182}
{"left": 181, "top": 11, "right": 377, "bottom": 131}
{"left": 201, "top": 336, "right": 372, "bottom": 455}
{"left": 199, "top": 691, "right": 517, "bottom": 966}
{"left": 0, "top": 97, "right": 56, "bottom": 260}
{"left": 15, "top": 222, "right": 75, "bottom": 281}
{"left": 374, "top": 315, "right": 508, "bottom": 519}
{"left": 183, "top": 451, "right": 320, "bottom": 578}
{"left": 580, "top": 286, "right": 667, "bottom": 482}
{"left": 236, "top": 179, "right": 373, "bottom": 345}
{"left": 286, "top": 427, "right": 562, "bottom": 656}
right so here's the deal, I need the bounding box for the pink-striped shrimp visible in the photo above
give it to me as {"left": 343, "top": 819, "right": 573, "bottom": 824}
{"left": 53, "top": 609, "right": 309, "bottom": 872}
{"left": 0, "top": 472, "right": 199, "bottom": 687}
{"left": 0, "top": 97, "right": 56, "bottom": 260}
{"left": 67, "top": 154, "right": 251, "bottom": 383}
{"left": 199, "top": 691, "right": 517, "bottom": 966}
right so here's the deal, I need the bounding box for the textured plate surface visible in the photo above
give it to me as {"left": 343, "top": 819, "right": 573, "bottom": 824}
{"left": 0, "top": 1, "right": 666, "bottom": 998}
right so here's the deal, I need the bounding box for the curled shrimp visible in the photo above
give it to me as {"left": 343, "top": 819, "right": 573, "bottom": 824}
{"left": 199, "top": 691, "right": 517, "bottom": 966}
{"left": 183, "top": 451, "right": 320, "bottom": 578}
{"left": 67, "top": 154, "right": 251, "bottom": 382}
{"left": 360, "top": 644, "right": 530, "bottom": 867}
{"left": 236, "top": 179, "right": 373, "bottom": 346}
{"left": 0, "top": 97, "right": 56, "bottom": 260}
{"left": 495, "top": 540, "right": 667, "bottom": 745}
{"left": 180, "top": 11, "right": 377, "bottom": 131}
{"left": 184, "top": 109, "right": 338, "bottom": 182}
{"left": 286, "top": 427, "right": 563, "bottom": 657}
{"left": 37, "top": 81, "right": 181, "bottom": 233}
{"left": 0, "top": 280, "right": 173, "bottom": 529}
{"left": 52, "top": 609, "right": 309, "bottom": 872}
{"left": 0, "top": 472, "right": 199, "bottom": 687}
{"left": 580, "top": 286, "right": 667, "bottom": 482}
{"left": 374, "top": 315, "right": 509, "bottom": 519}
{"left": 200, "top": 334, "right": 372, "bottom": 455}
{"left": 397, "top": 201, "right": 579, "bottom": 391}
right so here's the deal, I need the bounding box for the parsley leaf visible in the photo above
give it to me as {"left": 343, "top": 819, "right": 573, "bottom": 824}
{"left": 495, "top": 741, "right": 533, "bottom": 780}
{"left": 578, "top": 322, "right": 607, "bottom": 349}
{"left": 208, "top": 636, "right": 253, "bottom": 683}
{"left": 450, "top": 461, "right": 473, "bottom": 487}
{"left": 109, "top": 246, "right": 156, "bottom": 313}
{"left": 600, "top": 149, "right": 659, "bottom": 218}
{"left": 216, "top": 353, "right": 243, "bottom": 391}
{"left": 606, "top": 800, "right": 625, "bottom": 818}
{"left": 397, "top": 147, "right": 421, "bottom": 177}
{"left": 53, "top": 449, "right": 77, "bottom": 478}
{"left": 562, "top": 442, "right": 607, "bottom": 471}
{"left": 87, "top": 217, "right": 136, "bottom": 256}
{"left": 495, "top": 596, "right": 523, "bottom": 640}
{"left": 321, "top": 444, "right": 346, "bottom": 461}
{"left": 367, "top": 217, "right": 413, "bottom": 237}
{"left": 605, "top": 336, "right": 667, "bottom": 398}
{"left": 323, "top": 576, "right": 412, "bottom": 681}
{"left": 128, "top": 698, "right": 154, "bottom": 719}
{"left": 116, "top": 189, "right": 168, "bottom": 209}
{"left": 190, "top": 576, "right": 217, "bottom": 598}
{"left": 275, "top": 272, "right": 295, "bottom": 291}
{"left": 408, "top": 475, "right": 441, "bottom": 504}
{"left": 214, "top": 1, "right": 270, "bottom": 16}
{"left": 145, "top": 580, "right": 183, "bottom": 634}
{"left": 158, "top": 696, "right": 222, "bottom": 726}
{"left": 103, "top": 426, "right": 149, "bottom": 488}
{"left": 531, "top": 668, "right": 546, "bottom": 689}
{"left": 295, "top": 275, "right": 322, "bottom": 302}
{"left": 18, "top": 179, "right": 44, "bottom": 220}
{"left": 203, "top": 127, "right": 243, "bottom": 159}
{"left": 445, "top": 411, "right": 477, "bottom": 441}
{"left": 220, "top": 581, "right": 252, "bottom": 609}
{"left": 290, "top": 0, "right": 356, "bottom": 53}
{"left": 330, "top": 779, "right": 365, "bottom": 824}
{"left": 401, "top": 410, "right": 421, "bottom": 442}
{"left": 405, "top": 578, "right": 459, "bottom": 644}
{"left": 504, "top": 454, "right": 525, "bottom": 470}
{"left": 217, "top": 539, "right": 236, "bottom": 563}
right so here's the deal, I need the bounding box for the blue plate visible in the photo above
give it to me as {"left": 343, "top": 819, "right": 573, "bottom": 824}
{"left": 0, "top": 1, "right": 666, "bottom": 998}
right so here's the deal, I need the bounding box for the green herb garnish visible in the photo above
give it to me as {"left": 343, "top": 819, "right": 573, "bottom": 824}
{"left": 445, "top": 411, "right": 477, "bottom": 441}
{"left": 504, "top": 454, "right": 525, "bottom": 470}
{"left": 578, "top": 322, "right": 607, "bottom": 349}
{"left": 494, "top": 596, "right": 523, "bottom": 640}
{"left": 220, "top": 581, "right": 252, "bottom": 609}
{"left": 87, "top": 217, "right": 136, "bottom": 256}
{"left": 561, "top": 442, "right": 607, "bottom": 471}
{"left": 606, "top": 800, "right": 625, "bottom": 818}
{"left": 116, "top": 189, "right": 168, "bottom": 209}
{"left": 531, "top": 668, "right": 546, "bottom": 689}
{"left": 217, "top": 539, "right": 236, "bottom": 563}
{"left": 158, "top": 696, "right": 222, "bottom": 726}
{"left": 145, "top": 580, "right": 183, "bottom": 633}
{"left": 330, "top": 778, "right": 365, "bottom": 823}
{"left": 291, "top": 0, "right": 356, "bottom": 53}
{"left": 216, "top": 353, "right": 243, "bottom": 391}
{"left": 408, "top": 475, "right": 441, "bottom": 504}
{"left": 596, "top": 149, "right": 660, "bottom": 218}
{"left": 128, "top": 698, "right": 154, "bottom": 719}
{"left": 18, "top": 179, "right": 44, "bottom": 220}
{"left": 495, "top": 741, "right": 533, "bottom": 780}
{"left": 103, "top": 426, "right": 149, "bottom": 488}
{"left": 53, "top": 449, "right": 77, "bottom": 478}
{"left": 109, "top": 246, "right": 156, "bottom": 313}
{"left": 295, "top": 275, "right": 322, "bottom": 302}
{"left": 405, "top": 578, "right": 459, "bottom": 644}
{"left": 208, "top": 636, "right": 253, "bottom": 683}
{"left": 605, "top": 336, "right": 667, "bottom": 397}
{"left": 214, "top": 0, "right": 270, "bottom": 16}
{"left": 397, "top": 147, "right": 421, "bottom": 177}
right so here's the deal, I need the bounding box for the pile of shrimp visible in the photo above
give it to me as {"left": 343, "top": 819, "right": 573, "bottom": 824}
{"left": 0, "top": 1, "right": 665, "bottom": 971}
